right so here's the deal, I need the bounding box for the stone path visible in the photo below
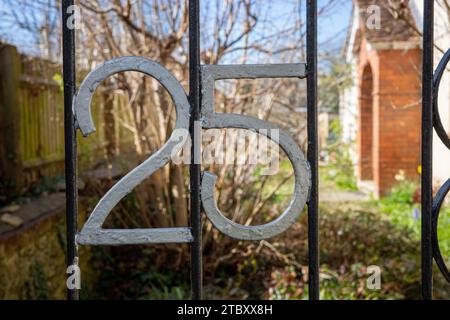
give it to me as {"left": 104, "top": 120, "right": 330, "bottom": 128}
{"left": 320, "top": 189, "right": 370, "bottom": 203}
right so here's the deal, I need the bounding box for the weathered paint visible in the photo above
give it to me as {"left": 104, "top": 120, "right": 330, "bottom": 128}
{"left": 73, "top": 57, "right": 193, "bottom": 245}
{"left": 73, "top": 59, "right": 310, "bottom": 243}
{"left": 200, "top": 64, "right": 311, "bottom": 240}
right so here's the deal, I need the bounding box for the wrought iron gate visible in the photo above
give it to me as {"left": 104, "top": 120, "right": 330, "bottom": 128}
{"left": 61, "top": 0, "right": 318, "bottom": 301}
{"left": 61, "top": 0, "right": 448, "bottom": 301}
{"left": 422, "top": 0, "right": 450, "bottom": 301}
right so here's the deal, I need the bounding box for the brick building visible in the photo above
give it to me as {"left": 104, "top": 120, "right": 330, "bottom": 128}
{"left": 340, "top": 0, "right": 450, "bottom": 197}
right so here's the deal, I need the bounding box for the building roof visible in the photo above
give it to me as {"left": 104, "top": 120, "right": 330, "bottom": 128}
{"left": 344, "top": 0, "right": 420, "bottom": 57}
{"left": 356, "top": 0, "right": 419, "bottom": 43}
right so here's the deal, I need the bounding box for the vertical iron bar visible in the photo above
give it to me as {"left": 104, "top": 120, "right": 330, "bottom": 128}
{"left": 307, "top": 0, "right": 319, "bottom": 300}
{"left": 62, "top": 0, "right": 79, "bottom": 300}
{"left": 189, "top": 0, "right": 203, "bottom": 300}
{"left": 421, "top": 0, "right": 434, "bottom": 300}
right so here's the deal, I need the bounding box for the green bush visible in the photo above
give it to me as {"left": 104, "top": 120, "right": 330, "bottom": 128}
{"left": 376, "top": 180, "right": 450, "bottom": 296}
{"left": 209, "top": 206, "right": 428, "bottom": 300}
{"left": 86, "top": 176, "right": 449, "bottom": 300}
{"left": 90, "top": 246, "right": 190, "bottom": 300}
{"left": 322, "top": 119, "right": 358, "bottom": 191}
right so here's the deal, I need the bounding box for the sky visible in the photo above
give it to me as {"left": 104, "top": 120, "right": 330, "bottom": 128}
{"left": 0, "top": 0, "right": 353, "bottom": 60}
{"left": 270, "top": 0, "right": 352, "bottom": 46}
{"left": 199, "top": 0, "right": 353, "bottom": 65}
{"left": 317, "top": 0, "right": 353, "bottom": 49}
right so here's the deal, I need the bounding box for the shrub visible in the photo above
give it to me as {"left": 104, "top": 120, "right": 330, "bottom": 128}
{"left": 204, "top": 206, "right": 426, "bottom": 300}
{"left": 322, "top": 119, "right": 358, "bottom": 191}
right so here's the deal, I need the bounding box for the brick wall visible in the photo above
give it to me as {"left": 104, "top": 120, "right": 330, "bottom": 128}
{"left": 357, "top": 39, "right": 421, "bottom": 197}
{"left": 358, "top": 63, "right": 374, "bottom": 181}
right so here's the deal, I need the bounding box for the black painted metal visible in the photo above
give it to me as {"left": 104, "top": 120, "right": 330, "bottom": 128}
{"left": 432, "top": 179, "right": 450, "bottom": 283}
{"left": 61, "top": 0, "right": 79, "bottom": 301}
{"left": 421, "top": 0, "right": 434, "bottom": 301}
{"left": 307, "top": 0, "right": 319, "bottom": 301}
{"left": 188, "top": 0, "right": 203, "bottom": 300}
{"left": 433, "top": 49, "right": 450, "bottom": 150}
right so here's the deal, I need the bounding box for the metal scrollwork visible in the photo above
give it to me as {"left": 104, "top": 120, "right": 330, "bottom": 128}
{"left": 200, "top": 64, "right": 311, "bottom": 240}
{"left": 433, "top": 49, "right": 450, "bottom": 150}
{"left": 432, "top": 179, "right": 450, "bottom": 282}
{"left": 432, "top": 51, "right": 450, "bottom": 283}
{"left": 73, "top": 56, "right": 192, "bottom": 245}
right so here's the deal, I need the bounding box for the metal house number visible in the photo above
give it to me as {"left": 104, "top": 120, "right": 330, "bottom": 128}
{"left": 73, "top": 56, "right": 311, "bottom": 245}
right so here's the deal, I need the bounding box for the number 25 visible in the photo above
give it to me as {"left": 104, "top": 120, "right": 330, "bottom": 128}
{"left": 73, "top": 57, "right": 311, "bottom": 245}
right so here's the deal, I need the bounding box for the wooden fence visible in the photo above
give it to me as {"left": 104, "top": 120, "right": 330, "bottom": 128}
{"left": 0, "top": 44, "right": 133, "bottom": 199}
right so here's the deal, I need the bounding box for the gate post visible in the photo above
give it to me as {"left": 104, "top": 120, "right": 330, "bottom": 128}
{"left": 61, "top": 0, "right": 79, "bottom": 300}
{"left": 188, "top": 0, "right": 203, "bottom": 300}
{"left": 421, "top": 0, "right": 434, "bottom": 300}
{"left": 307, "top": 0, "right": 319, "bottom": 301}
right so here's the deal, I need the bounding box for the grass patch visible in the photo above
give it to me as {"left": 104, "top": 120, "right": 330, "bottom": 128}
{"left": 375, "top": 181, "right": 450, "bottom": 261}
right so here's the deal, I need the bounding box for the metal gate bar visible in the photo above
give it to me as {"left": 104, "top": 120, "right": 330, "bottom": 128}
{"left": 306, "top": 0, "right": 319, "bottom": 301}
{"left": 61, "top": 0, "right": 79, "bottom": 301}
{"left": 421, "top": 0, "right": 434, "bottom": 301}
{"left": 188, "top": 0, "right": 203, "bottom": 300}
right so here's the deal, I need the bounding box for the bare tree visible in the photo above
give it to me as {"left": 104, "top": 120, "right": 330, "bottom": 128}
{"left": 0, "top": 0, "right": 345, "bottom": 251}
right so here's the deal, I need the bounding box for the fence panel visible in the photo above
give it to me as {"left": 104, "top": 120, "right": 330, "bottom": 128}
{"left": 0, "top": 43, "right": 131, "bottom": 199}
